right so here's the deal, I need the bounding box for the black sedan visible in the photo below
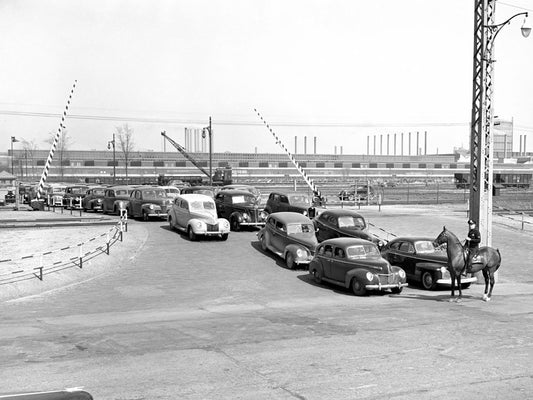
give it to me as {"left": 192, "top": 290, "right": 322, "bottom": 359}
{"left": 313, "top": 209, "right": 384, "bottom": 248}
{"left": 380, "top": 237, "right": 477, "bottom": 290}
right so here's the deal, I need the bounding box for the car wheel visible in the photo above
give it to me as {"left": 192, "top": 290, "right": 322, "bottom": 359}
{"left": 421, "top": 271, "right": 437, "bottom": 290}
{"left": 461, "top": 283, "right": 471, "bottom": 289}
{"left": 231, "top": 218, "right": 241, "bottom": 232}
{"left": 311, "top": 268, "right": 322, "bottom": 284}
{"left": 142, "top": 211, "right": 149, "bottom": 221}
{"left": 391, "top": 287, "right": 403, "bottom": 294}
{"left": 220, "top": 233, "right": 228, "bottom": 241}
{"left": 352, "top": 278, "right": 367, "bottom": 296}
{"left": 285, "top": 253, "right": 295, "bottom": 269}
{"left": 188, "top": 227, "right": 197, "bottom": 241}
{"left": 260, "top": 234, "right": 268, "bottom": 252}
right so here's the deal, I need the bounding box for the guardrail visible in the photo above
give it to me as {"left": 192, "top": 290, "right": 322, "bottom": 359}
{"left": 0, "top": 214, "right": 128, "bottom": 285}
{"left": 493, "top": 205, "right": 533, "bottom": 231}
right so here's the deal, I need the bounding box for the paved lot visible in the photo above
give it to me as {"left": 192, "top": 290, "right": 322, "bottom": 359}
{"left": 1, "top": 204, "right": 532, "bottom": 399}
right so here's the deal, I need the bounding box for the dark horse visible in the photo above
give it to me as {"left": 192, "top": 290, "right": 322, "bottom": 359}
{"left": 434, "top": 227, "right": 501, "bottom": 302}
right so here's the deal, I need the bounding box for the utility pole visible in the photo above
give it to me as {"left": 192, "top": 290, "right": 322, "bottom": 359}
{"left": 108, "top": 133, "right": 116, "bottom": 184}
{"left": 202, "top": 118, "right": 213, "bottom": 186}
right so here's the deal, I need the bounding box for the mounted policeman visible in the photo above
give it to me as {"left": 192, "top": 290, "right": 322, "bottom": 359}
{"left": 465, "top": 219, "right": 481, "bottom": 272}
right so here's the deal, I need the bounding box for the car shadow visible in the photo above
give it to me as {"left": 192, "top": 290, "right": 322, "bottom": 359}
{"left": 250, "top": 240, "right": 308, "bottom": 270}
{"left": 159, "top": 225, "right": 225, "bottom": 242}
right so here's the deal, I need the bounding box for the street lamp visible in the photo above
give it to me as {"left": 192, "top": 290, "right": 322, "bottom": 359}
{"left": 10, "top": 136, "right": 19, "bottom": 176}
{"left": 202, "top": 117, "right": 212, "bottom": 186}
{"left": 469, "top": 1, "right": 529, "bottom": 247}
{"left": 107, "top": 133, "right": 116, "bottom": 184}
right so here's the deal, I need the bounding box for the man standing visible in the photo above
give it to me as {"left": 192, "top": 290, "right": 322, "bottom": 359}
{"left": 465, "top": 219, "right": 481, "bottom": 272}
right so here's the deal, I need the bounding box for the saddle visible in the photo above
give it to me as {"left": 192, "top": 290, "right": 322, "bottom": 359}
{"left": 463, "top": 247, "right": 481, "bottom": 273}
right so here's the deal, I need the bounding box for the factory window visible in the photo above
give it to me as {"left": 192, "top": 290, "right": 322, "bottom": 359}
{"left": 175, "top": 161, "right": 186, "bottom": 167}
{"left": 259, "top": 162, "right": 269, "bottom": 168}
{"left": 37, "top": 160, "right": 45, "bottom": 166}
{"left": 402, "top": 163, "right": 411, "bottom": 168}
{"left": 239, "top": 161, "right": 249, "bottom": 167}
{"left": 449, "top": 164, "right": 457, "bottom": 169}
{"left": 61, "top": 160, "right": 70, "bottom": 166}
{"left": 218, "top": 161, "right": 229, "bottom": 167}
{"left": 334, "top": 162, "right": 343, "bottom": 168}
{"left": 418, "top": 163, "right": 427, "bottom": 168}
{"left": 434, "top": 163, "right": 442, "bottom": 169}
{"left": 85, "top": 160, "right": 95, "bottom": 166}
{"left": 352, "top": 163, "right": 361, "bottom": 168}
{"left": 198, "top": 161, "right": 208, "bottom": 167}
{"left": 386, "top": 163, "right": 394, "bottom": 168}
{"left": 131, "top": 161, "right": 142, "bottom": 167}
{"left": 153, "top": 161, "right": 164, "bottom": 167}
{"left": 299, "top": 162, "right": 307, "bottom": 168}
{"left": 369, "top": 163, "right": 378, "bottom": 168}
{"left": 278, "top": 162, "right": 288, "bottom": 168}
{"left": 316, "top": 162, "right": 325, "bottom": 168}
{"left": 106, "top": 161, "right": 117, "bottom": 167}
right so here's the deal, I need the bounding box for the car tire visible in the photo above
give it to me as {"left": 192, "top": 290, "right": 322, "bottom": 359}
{"left": 168, "top": 216, "right": 174, "bottom": 231}
{"left": 188, "top": 227, "right": 197, "bottom": 241}
{"left": 461, "top": 283, "right": 471, "bottom": 289}
{"left": 260, "top": 234, "right": 268, "bottom": 252}
{"left": 311, "top": 268, "right": 322, "bottom": 284}
{"left": 220, "top": 233, "right": 228, "bottom": 241}
{"left": 285, "top": 253, "right": 295, "bottom": 269}
{"left": 142, "top": 211, "right": 149, "bottom": 221}
{"left": 421, "top": 271, "right": 437, "bottom": 290}
{"left": 352, "top": 278, "right": 367, "bottom": 296}
{"left": 391, "top": 287, "right": 403, "bottom": 294}
{"left": 230, "top": 218, "right": 241, "bottom": 232}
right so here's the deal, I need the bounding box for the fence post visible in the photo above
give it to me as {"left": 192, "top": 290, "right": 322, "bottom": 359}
{"left": 106, "top": 232, "right": 110, "bottom": 255}
{"left": 522, "top": 212, "right": 525, "bottom": 230}
{"left": 78, "top": 244, "right": 83, "bottom": 269}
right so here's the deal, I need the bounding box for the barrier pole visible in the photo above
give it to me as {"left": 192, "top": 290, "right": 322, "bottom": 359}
{"left": 78, "top": 244, "right": 83, "bottom": 269}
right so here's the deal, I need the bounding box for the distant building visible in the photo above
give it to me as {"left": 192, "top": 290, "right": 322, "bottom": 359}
{"left": 493, "top": 117, "right": 513, "bottom": 159}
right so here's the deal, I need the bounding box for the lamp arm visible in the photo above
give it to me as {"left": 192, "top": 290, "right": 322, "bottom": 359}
{"left": 486, "top": 11, "right": 528, "bottom": 42}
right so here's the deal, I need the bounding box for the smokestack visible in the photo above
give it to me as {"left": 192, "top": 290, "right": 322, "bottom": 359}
{"left": 394, "top": 134, "right": 397, "bottom": 156}
{"left": 401, "top": 133, "right": 404, "bottom": 156}
{"left": 334, "top": 145, "right": 337, "bottom": 155}
{"left": 373, "top": 135, "right": 376, "bottom": 155}
{"left": 408, "top": 132, "right": 411, "bottom": 156}
{"left": 416, "top": 131, "right": 419, "bottom": 156}
{"left": 304, "top": 136, "right": 307, "bottom": 154}
{"left": 340, "top": 146, "right": 343, "bottom": 155}
{"left": 380, "top": 135, "right": 383, "bottom": 155}
{"left": 424, "top": 131, "right": 427, "bottom": 155}
{"left": 504, "top": 134, "right": 507, "bottom": 158}
{"left": 520, "top": 135, "right": 523, "bottom": 154}
{"left": 387, "top": 134, "right": 390, "bottom": 155}
{"left": 367, "top": 136, "right": 370, "bottom": 155}
{"left": 294, "top": 136, "right": 297, "bottom": 154}
{"left": 314, "top": 137, "right": 317, "bottom": 154}
{"left": 525, "top": 135, "right": 527, "bottom": 155}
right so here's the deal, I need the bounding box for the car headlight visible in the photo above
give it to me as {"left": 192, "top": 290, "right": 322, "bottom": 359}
{"left": 296, "top": 248, "right": 306, "bottom": 258}
{"left": 260, "top": 211, "right": 268, "bottom": 220}
{"left": 242, "top": 212, "right": 249, "bottom": 221}
{"left": 398, "top": 269, "right": 406, "bottom": 279}
{"left": 221, "top": 220, "right": 230, "bottom": 228}
{"left": 366, "top": 272, "right": 374, "bottom": 281}
{"left": 194, "top": 221, "right": 204, "bottom": 229}
{"left": 148, "top": 204, "right": 155, "bottom": 210}
{"left": 302, "top": 210, "right": 308, "bottom": 216}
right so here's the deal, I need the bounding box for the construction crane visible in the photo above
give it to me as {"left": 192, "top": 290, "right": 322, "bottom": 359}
{"left": 160, "top": 131, "right": 232, "bottom": 186}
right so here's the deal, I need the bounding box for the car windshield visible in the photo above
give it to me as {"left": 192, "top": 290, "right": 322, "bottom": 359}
{"left": 115, "top": 189, "right": 130, "bottom": 196}
{"left": 93, "top": 188, "right": 105, "bottom": 195}
{"left": 337, "top": 216, "right": 366, "bottom": 229}
{"left": 165, "top": 188, "right": 179, "bottom": 194}
{"left": 346, "top": 244, "right": 380, "bottom": 259}
{"left": 286, "top": 223, "right": 314, "bottom": 236}
{"left": 143, "top": 189, "right": 167, "bottom": 199}
{"left": 288, "top": 194, "right": 310, "bottom": 205}
{"left": 193, "top": 189, "right": 214, "bottom": 197}
{"left": 52, "top": 187, "right": 65, "bottom": 193}
{"left": 190, "top": 200, "right": 215, "bottom": 211}
{"left": 231, "top": 194, "right": 255, "bottom": 205}
{"left": 70, "top": 187, "right": 86, "bottom": 194}
{"left": 415, "top": 240, "right": 438, "bottom": 253}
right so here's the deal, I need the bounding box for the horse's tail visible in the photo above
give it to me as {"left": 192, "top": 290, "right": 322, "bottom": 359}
{"left": 495, "top": 248, "right": 502, "bottom": 271}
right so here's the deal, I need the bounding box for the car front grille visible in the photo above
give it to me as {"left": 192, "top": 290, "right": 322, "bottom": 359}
{"left": 206, "top": 223, "right": 219, "bottom": 232}
{"left": 378, "top": 274, "right": 395, "bottom": 285}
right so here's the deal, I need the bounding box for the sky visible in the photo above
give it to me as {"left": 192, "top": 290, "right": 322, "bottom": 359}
{"left": 1, "top": 0, "right": 532, "bottom": 155}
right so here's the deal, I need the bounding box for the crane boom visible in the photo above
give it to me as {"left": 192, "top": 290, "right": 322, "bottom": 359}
{"left": 161, "top": 131, "right": 211, "bottom": 179}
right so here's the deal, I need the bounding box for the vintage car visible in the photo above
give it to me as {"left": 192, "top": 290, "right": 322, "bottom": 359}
{"left": 127, "top": 186, "right": 172, "bottom": 220}
{"left": 168, "top": 193, "right": 230, "bottom": 241}
{"left": 160, "top": 185, "right": 180, "bottom": 199}
{"left": 219, "top": 184, "right": 261, "bottom": 201}
{"left": 309, "top": 237, "right": 407, "bottom": 296}
{"left": 62, "top": 184, "right": 89, "bottom": 209}
{"left": 380, "top": 237, "right": 477, "bottom": 290}
{"left": 180, "top": 186, "right": 215, "bottom": 198}
{"left": 44, "top": 184, "right": 66, "bottom": 207}
{"left": 313, "top": 209, "right": 385, "bottom": 248}
{"left": 81, "top": 186, "right": 107, "bottom": 212}
{"left": 4, "top": 188, "right": 16, "bottom": 204}
{"left": 102, "top": 185, "right": 135, "bottom": 215}
{"left": 264, "top": 191, "right": 318, "bottom": 218}
{"left": 338, "top": 185, "right": 375, "bottom": 202}
{"left": 257, "top": 212, "right": 318, "bottom": 269}
{"left": 215, "top": 189, "right": 268, "bottom": 231}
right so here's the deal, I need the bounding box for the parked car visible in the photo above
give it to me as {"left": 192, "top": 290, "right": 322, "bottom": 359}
{"left": 338, "top": 185, "right": 375, "bottom": 202}
{"left": 168, "top": 194, "right": 230, "bottom": 241}
{"left": 82, "top": 186, "right": 107, "bottom": 212}
{"left": 4, "top": 188, "right": 16, "bottom": 204}
{"left": 62, "top": 184, "right": 89, "bottom": 209}
{"left": 380, "top": 237, "right": 477, "bottom": 290}
{"left": 219, "top": 184, "right": 261, "bottom": 202}
{"left": 264, "top": 191, "right": 317, "bottom": 217}
{"left": 102, "top": 185, "right": 135, "bottom": 215}
{"left": 160, "top": 185, "right": 180, "bottom": 199}
{"left": 44, "top": 184, "right": 66, "bottom": 207}
{"left": 257, "top": 212, "right": 318, "bottom": 269}
{"left": 127, "top": 186, "right": 172, "bottom": 220}
{"left": 215, "top": 189, "right": 268, "bottom": 231}
{"left": 309, "top": 237, "right": 407, "bottom": 296}
{"left": 180, "top": 186, "right": 215, "bottom": 198}
{"left": 313, "top": 209, "right": 384, "bottom": 248}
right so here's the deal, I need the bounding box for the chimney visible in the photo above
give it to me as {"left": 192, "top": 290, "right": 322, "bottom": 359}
{"left": 416, "top": 131, "right": 419, "bottom": 155}
{"left": 304, "top": 136, "right": 307, "bottom": 154}
{"left": 401, "top": 133, "right": 404, "bottom": 156}
{"left": 314, "top": 136, "right": 317, "bottom": 154}
{"left": 387, "top": 134, "right": 390, "bottom": 155}
{"left": 367, "top": 136, "right": 370, "bottom": 155}
{"left": 408, "top": 132, "right": 412, "bottom": 156}
{"left": 380, "top": 135, "right": 383, "bottom": 155}
{"left": 424, "top": 131, "right": 427, "bottom": 155}
{"left": 394, "top": 133, "right": 397, "bottom": 156}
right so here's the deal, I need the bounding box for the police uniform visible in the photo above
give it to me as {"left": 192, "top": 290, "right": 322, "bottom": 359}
{"left": 466, "top": 219, "right": 481, "bottom": 271}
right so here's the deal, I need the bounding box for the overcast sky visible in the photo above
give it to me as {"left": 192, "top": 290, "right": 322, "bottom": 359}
{"left": 1, "top": 0, "right": 532, "bottom": 155}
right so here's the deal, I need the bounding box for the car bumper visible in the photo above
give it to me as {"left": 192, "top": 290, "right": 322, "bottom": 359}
{"left": 239, "top": 222, "right": 266, "bottom": 227}
{"left": 197, "top": 230, "right": 230, "bottom": 236}
{"left": 436, "top": 276, "right": 477, "bottom": 286}
{"left": 366, "top": 282, "right": 408, "bottom": 290}
{"left": 146, "top": 212, "right": 168, "bottom": 219}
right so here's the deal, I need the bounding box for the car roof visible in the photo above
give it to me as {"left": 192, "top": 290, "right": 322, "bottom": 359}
{"left": 182, "top": 186, "right": 213, "bottom": 190}
{"left": 136, "top": 186, "right": 164, "bottom": 191}
{"left": 269, "top": 212, "right": 312, "bottom": 223}
{"left": 178, "top": 193, "right": 215, "bottom": 202}
{"left": 319, "top": 237, "right": 377, "bottom": 247}
{"left": 319, "top": 209, "right": 364, "bottom": 218}
{"left": 388, "top": 237, "right": 435, "bottom": 243}
{"left": 270, "top": 191, "right": 308, "bottom": 196}
{"left": 218, "top": 189, "right": 255, "bottom": 196}
{"left": 108, "top": 185, "right": 134, "bottom": 190}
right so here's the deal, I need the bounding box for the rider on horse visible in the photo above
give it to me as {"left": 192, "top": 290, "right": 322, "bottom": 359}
{"left": 465, "top": 219, "right": 481, "bottom": 273}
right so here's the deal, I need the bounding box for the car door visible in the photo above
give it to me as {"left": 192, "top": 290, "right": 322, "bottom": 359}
{"left": 279, "top": 195, "right": 290, "bottom": 212}
{"left": 131, "top": 190, "right": 142, "bottom": 217}
{"left": 395, "top": 241, "right": 417, "bottom": 279}
{"left": 176, "top": 199, "right": 190, "bottom": 228}
{"left": 330, "top": 246, "right": 351, "bottom": 282}
{"left": 270, "top": 219, "right": 287, "bottom": 254}
{"left": 321, "top": 244, "right": 335, "bottom": 279}
{"left": 215, "top": 193, "right": 227, "bottom": 218}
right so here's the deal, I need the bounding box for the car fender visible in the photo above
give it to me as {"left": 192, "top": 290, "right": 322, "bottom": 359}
{"left": 142, "top": 203, "right": 162, "bottom": 213}
{"left": 413, "top": 262, "right": 446, "bottom": 279}
{"left": 230, "top": 211, "right": 243, "bottom": 222}
{"left": 188, "top": 218, "right": 207, "bottom": 234}
{"left": 309, "top": 258, "right": 323, "bottom": 275}
{"left": 344, "top": 268, "right": 371, "bottom": 289}
{"left": 284, "top": 243, "right": 310, "bottom": 261}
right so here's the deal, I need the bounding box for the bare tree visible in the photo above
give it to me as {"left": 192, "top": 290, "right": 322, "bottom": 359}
{"left": 45, "top": 129, "right": 72, "bottom": 178}
{"left": 115, "top": 123, "right": 135, "bottom": 183}
{"left": 20, "top": 139, "right": 39, "bottom": 179}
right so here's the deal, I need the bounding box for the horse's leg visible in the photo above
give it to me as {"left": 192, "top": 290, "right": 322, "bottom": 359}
{"left": 449, "top": 274, "right": 456, "bottom": 302}
{"left": 482, "top": 268, "right": 490, "bottom": 301}
{"left": 456, "top": 274, "right": 462, "bottom": 302}
{"left": 486, "top": 269, "right": 496, "bottom": 301}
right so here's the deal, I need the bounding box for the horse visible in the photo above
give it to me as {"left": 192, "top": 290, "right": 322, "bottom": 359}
{"left": 434, "top": 226, "right": 501, "bottom": 302}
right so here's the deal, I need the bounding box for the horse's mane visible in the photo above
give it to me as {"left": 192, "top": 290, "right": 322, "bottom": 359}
{"left": 440, "top": 227, "right": 463, "bottom": 248}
